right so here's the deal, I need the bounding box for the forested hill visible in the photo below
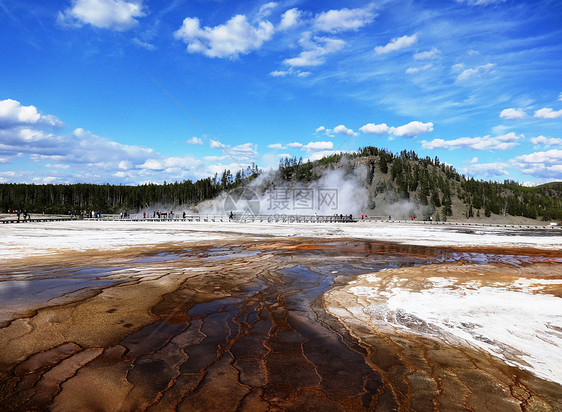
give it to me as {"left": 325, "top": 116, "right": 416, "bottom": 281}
{"left": 276, "top": 147, "right": 562, "bottom": 222}
{"left": 0, "top": 148, "right": 561, "bottom": 222}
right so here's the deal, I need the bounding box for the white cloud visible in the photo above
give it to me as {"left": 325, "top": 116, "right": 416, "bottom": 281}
{"left": 174, "top": 15, "right": 275, "bottom": 58}
{"left": 57, "top": 0, "right": 145, "bottom": 31}
{"left": 462, "top": 162, "right": 510, "bottom": 178}
{"left": 0, "top": 124, "right": 162, "bottom": 175}
{"left": 534, "top": 108, "right": 562, "bottom": 119}
{"left": 457, "top": 63, "right": 495, "bottom": 80}
{"left": 559, "top": 93, "right": 562, "bottom": 102}
{"left": 132, "top": 38, "right": 155, "bottom": 50}
{"left": 303, "top": 141, "right": 333, "bottom": 151}
{"left": 333, "top": 125, "right": 356, "bottom": 136}
{"left": 374, "top": 34, "right": 417, "bottom": 55}
{"left": 269, "top": 67, "right": 310, "bottom": 78}
{"left": 139, "top": 158, "right": 163, "bottom": 170}
{"left": 187, "top": 136, "right": 203, "bottom": 145}
{"left": 359, "top": 123, "right": 389, "bottom": 135}
{"left": 257, "top": 2, "right": 277, "bottom": 20}
{"left": 413, "top": 48, "right": 440, "bottom": 60}
{"left": 530, "top": 136, "right": 562, "bottom": 148}
{"left": 500, "top": 108, "right": 526, "bottom": 120}
{"left": 511, "top": 149, "right": 562, "bottom": 179}
{"left": 390, "top": 121, "right": 433, "bottom": 137}
{"left": 313, "top": 5, "right": 376, "bottom": 33}
{"left": 267, "top": 143, "right": 285, "bottom": 149}
{"left": 315, "top": 126, "right": 326, "bottom": 133}
{"left": 307, "top": 150, "right": 339, "bottom": 161}
{"left": 118, "top": 160, "right": 132, "bottom": 170}
{"left": 0, "top": 99, "right": 63, "bottom": 129}
{"left": 406, "top": 64, "right": 431, "bottom": 74}
{"left": 421, "top": 132, "right": 523, "bottom": 151}
{"left": 230, "top": 142, "right": 258, "bottom": 159}
{"left": 513, "top": 149, "right": 562, "bottom": 164}
{"left": 287, "top": 142, "right": 303, "bottom": 148}
{"left": 284, "top": 32, "right": 345, "bottom": 67}
{"left": 456, "top": 0, "right": 507, "bottom": 6}
{"left": 451, "top": 63, "right": 465, "bottom": 72}
{"left": 278, "top": 8, "right": 301, "bottom": 31}
{"left": 209, "top": 141, "right": 258, "bottom": 162}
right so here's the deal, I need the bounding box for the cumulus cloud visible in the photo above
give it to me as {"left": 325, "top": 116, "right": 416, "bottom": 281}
{"left": 257, "top": 2, "right": 277, "bottom": 20}
{"left": 359, "top": 123, "right": 389, "bottom": 135}
{"left": 209, "top": 141, "right": 259, "bottom": 162}
{"left": 283, "top": 32, "right": 345, "bottom": 67}
{"left": 374, "top": 34, "right": 417, "bottom": 55}
{"left": 421, "top": 132, "right": 523, "bottom": 151}
{"left": 406, "top": 64, "right": 431, "bottom": 74}
{"left": 511, "top": 149, "right": 562, "bottom": 179}
{"left": 534, "top": 108, "right": 562, "bottom": 119}
{"left": 500, "top": 108, "right": 526, "bottom": 120}
{"left": 187, "top": 136, "right": 203, "bottom": 145}
{"left": 390, "top": 121, "right": 433, "bottom": 137}
{"left": 267, "top": 143, "right": 285, "bottom": 149}
{"left": 174, "top": 15, "right": 275, "bottom": 58}
{"left": 413, "top": 48, "right": 440, "bottom": 60}
{"left": 303, "top": 141, "right": 334, "bottom": 151}
{"left": 333, "top": 125, "right": 356, "bottom": 136}
{"left": 230, "top": 142, "right": 258, "bottom": 159}
{"left": 530, "top": 135, "right": 562, "bottom": 148}
{"left": 307, "top": 149, "right": 343, "bottom": 161}
{"left": 0, "top": 99, "right": 63, "bottom": 129}
{"left": 0, "top": 126, "right": 157, "bottom": 171}
{"left": 313, "top": 5, "right": 376, "bottom": 33}
{"left": 278, "top": 8, "right": 301, "bottom": 31}
{"left": 451, "top": 63, "right": 465, "bottom": 72}
{"left": 270, "top": 70, "right": 288, "bottom": 77}
{"left": 0, "top": 98, "right": 211, "bottom": 184}
{"left": 462, "top": 162, "right": 510, "bottom": 178}
{"left": 0, "top": 100, "right": 218, "bottom": 184}
{"left": 457, "top": 63, "right": 495, "bottom": 80}
{"left": 287, "top": 142, "right": 303, "bottom": 148}
{"left": 270, "top": 67, "right": 310, "bottom": 77}
{"left": 57, "top": 0, "right": 145, "bottom": 31}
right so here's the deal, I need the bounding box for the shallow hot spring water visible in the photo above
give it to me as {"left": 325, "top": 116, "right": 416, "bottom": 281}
{"left": 0, "top": 240, "right": 560, "bottom": 411}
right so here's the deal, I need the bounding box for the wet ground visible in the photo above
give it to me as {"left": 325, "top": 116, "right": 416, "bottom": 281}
{"left": 0, "top": 239, "right": 560, "bottom": 411}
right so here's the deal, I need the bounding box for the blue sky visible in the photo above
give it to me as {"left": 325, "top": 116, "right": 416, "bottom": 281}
{"left": 1, "top": 0, "right": 561, "bottom": 185}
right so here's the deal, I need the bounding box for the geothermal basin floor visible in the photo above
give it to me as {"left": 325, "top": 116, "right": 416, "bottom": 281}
{"left": 0, "top": 221, "right": 561, "bottom": 410}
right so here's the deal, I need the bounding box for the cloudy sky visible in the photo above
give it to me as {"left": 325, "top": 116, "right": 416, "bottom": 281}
{"left": 1, "top": 0, "right": 561, "bottom": 185}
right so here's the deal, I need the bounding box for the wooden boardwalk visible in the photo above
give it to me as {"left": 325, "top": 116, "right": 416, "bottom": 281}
{"left": 1, "top": 214, "right": 559, "bottom": 230}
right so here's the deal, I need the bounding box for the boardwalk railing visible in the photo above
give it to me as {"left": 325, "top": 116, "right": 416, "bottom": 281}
{"left": 1, "top": 214, "right": 560, "bottom": 230}
{"left": 106, "top": 214, "right": 358, "bottom": 223}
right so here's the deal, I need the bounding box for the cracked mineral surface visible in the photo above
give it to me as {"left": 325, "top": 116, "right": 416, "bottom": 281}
{"left": 0, "top": 222, "right": 561, "bottom": 410}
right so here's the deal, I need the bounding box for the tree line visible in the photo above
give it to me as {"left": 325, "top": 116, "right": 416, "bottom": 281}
{"left": 2, "top": 148, "right": 561, "bottom": 221}
{"left": 0, "top": 163, "right": 260, "bottom": 214}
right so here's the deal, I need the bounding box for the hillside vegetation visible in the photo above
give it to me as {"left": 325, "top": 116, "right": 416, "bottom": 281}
{"left": 277, "top": 147, "right": 562, "bottom": 222}
{"left": 1, "top": 148, "right": 560, "bottom": 222}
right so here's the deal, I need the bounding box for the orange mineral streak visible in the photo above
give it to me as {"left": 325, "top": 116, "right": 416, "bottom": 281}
{"left": 0, "top": 239, "right": 560, "bottom": 410}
